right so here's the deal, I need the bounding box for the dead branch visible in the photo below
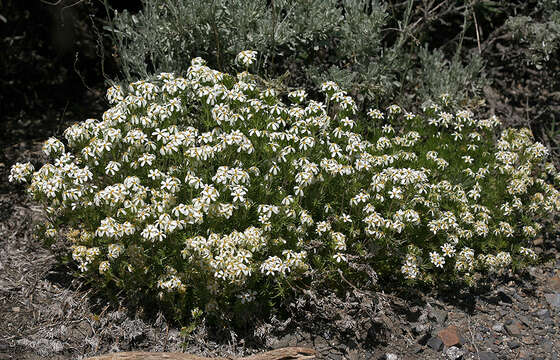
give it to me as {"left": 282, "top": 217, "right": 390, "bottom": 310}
{"left": 85, "top": 347, "right": 317, "bottom": 360}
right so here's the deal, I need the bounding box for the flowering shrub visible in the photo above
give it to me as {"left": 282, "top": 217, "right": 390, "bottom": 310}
{"left": 10, "top": 53, "right": 560, "bottom": 324}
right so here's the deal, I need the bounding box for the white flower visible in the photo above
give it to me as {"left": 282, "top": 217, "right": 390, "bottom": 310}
{"left": 429, "top": 251, "right": 445, "bottom": 268}
{"left": 9, "top": 162, "right": 34, "bottom": 183}
{"left": 105, "top": 161, "right": 121, "bottom": 176}
{"left": 333, "top": 253, "right": 347, "bottom": 263}
{"left": 236, "top": 50, "right": 258, "bottom": 66}
{"left": 388, "top": 187, "right": 402, "bottom": 200}
{"left": 42, "top": 137, "right": 65, "bottom": 156}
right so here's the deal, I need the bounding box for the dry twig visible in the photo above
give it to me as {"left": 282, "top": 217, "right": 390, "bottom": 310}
{"left": 85, "top": 347, "right": 317, "bottom": 360}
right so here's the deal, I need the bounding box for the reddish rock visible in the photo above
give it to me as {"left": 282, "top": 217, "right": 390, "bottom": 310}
{"left": 549, "top": 275, "right": 560, "bottom": 292}
{"left": 505, "top": 320, "right": 524, "bottom": 337}
{"left": 437, "top": 325, "right": 461, "bottom": 347}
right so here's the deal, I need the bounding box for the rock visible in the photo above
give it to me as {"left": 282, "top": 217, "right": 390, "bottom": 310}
{"left": 413, "top": 323, "right": 430, "bottom": 335}
{"left": 504, "top": 320, "right": 524, "bottom": 337}
{"left": 534, "top": 328, "right": 547, "bottom": 336}
{"left": 437, "top": 325, "right": 462, "bottom": 347}
{"left": 518, "top": 315, "right": 531, "bottom": 327}
{"left": 427, "top": 336, "right": 444, "bottom": 351}
{"left": 544, "top": 293, "right": 560, "bottom": 310}
{"left": 428, "top": 307, "right": 448, "bottom": 324}
{"left": 549, "top": 276, "right": 560, "bottom": 292}
{"left": 512, "top": 292, "right": 525, "bottom": 302}
{"left": 478, "top": 351, "right": 498, "bottom": 360}
{"left": 417, "top": 312, "right": 428, "bottom": 323}
{"left": 384, "top": 354, "right": 398, "bottom": 360}
{"left": 326, "top": 352, "right": 343, "bottom": 360}
{"left": 535, "top": 309, "right": 551, "bottom": 320}
{"left": 347, "top": 349, "right": 373, "bottom": 360}
{"left": 272, "top": 334, "right": 298, "bottom": 348}
{"left": 312, "top": 336, "right": 330, "bottom": 352}
{"left": 491, "top": 323, "right": 504, "bottom": 332}
{"left": 507, "top": 340, "right": 521, "bottom": 349}
{"left": 542, "top": 339, "right": 553, "bottom": 352}
{"left": 445, "top": 346, "right": 464, "bottom": 360}
{"left": 521, "top": 336, "right": 535, "bottom": 345}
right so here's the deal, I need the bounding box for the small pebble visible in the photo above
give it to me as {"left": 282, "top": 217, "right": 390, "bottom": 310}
{"left": 491, "top": 323, "right": 503, "bottom": 332}
{"left": 478, "top": 351, "right": 498, "bottom": 360}
{"left": 445, "top": 346, "right": 464, "bottom": 360}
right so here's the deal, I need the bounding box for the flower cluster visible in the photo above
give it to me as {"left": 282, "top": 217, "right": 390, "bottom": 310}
{"left": 10, "top": 52, "right": 560, "bottom": 319}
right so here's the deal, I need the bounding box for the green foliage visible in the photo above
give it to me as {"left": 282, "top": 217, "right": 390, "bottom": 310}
{"left": 506, "top": 7, "right": 560, "bottom": 67}
{"left": 416, "top": 47, "right": 487, "bottom": 106}
{"left": 10, "top": 55, "right": 560, "bottom": 326}
{"left": 106, "top": 0, "right": 488, "bottom": 110}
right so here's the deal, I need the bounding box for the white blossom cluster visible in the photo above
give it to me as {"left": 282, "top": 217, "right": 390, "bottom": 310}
{"left": 9, "top": 52, "right": 560, "bottom": 309}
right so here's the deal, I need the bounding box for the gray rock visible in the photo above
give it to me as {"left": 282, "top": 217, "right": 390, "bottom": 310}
{"left": 347, "top": 350, "right": 374, "bottom": 360}
{"left": 491, "top": 323, "right": 504, "bottom": 332}
{"left": 445, "top": 346, "right": 464, "bottom": 360}
{"left": 427, "top": 336, "right": 444, "bottom": 351}
{"left": 272, "top": 334, "right": 298, "bottom": 348}
{"left": 312, "top": 336, "right": 330, "bottom": 352}
{"left": 536, "top": 309, "right": 551, "bottom": 319}
{"left": 519, "top": 315, "right": 531, "bottom": 327}
{"left": 544, "top": 293, "right": 560, "bottom": 310}
{"left": 384, "top": 354, "right": 399, "bottom": 360}
{"left": 417, "top": 312, "right": 428, "bottom": 323}
{"left": 428, "top": 308, "right": 448, "bottom": 324}
{"left": 542, "top": 340, "right": 553, "bottom": 352}
{"left": 413, "top": 323, "right": 430, "bottom": 335}
{"left": 326, "top": 353, "right": 343, "bottom": 360}
{"left": 478, "top": 351, "right": 498, "bottom": 360}
{"left": 508, "top": 340, "right": 521, "bottom": 349}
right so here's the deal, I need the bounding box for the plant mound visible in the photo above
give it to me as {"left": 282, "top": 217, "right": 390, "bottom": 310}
{"left": 10, "top": 53, "right": 560, "bottom": 324}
